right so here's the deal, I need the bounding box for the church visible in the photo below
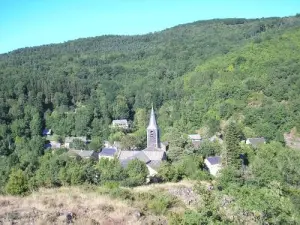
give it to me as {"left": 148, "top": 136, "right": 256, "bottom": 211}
{"left": 117, "top": 107, "right": 167, "bottom": 176}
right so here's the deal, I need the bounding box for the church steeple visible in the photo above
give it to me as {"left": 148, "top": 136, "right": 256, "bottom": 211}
{"left": 147, "top": 106, "right": 158, "bottom": 130}
{"left": 147, "top": 106, "right": 160, "bottom": 149}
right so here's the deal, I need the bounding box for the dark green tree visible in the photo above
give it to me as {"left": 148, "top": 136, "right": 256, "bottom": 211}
{"left": 224, "top": 122, "right": 242, "bottom": 168}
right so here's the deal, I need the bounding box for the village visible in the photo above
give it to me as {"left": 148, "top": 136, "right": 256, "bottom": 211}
{"left": 43, "top": 107, "right": 267, "bottom": 178}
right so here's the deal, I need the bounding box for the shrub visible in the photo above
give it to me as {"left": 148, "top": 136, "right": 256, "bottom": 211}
{"left": 147, "top": 194, "right": 174, "bottom": 215}
{"left": 5, "top": 169, "right": 29, "bottom": 195}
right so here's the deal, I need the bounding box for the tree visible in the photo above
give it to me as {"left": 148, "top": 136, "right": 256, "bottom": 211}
{"left": 124, "top": 159, "right": 148, "bottom": 186}
{"left": 5, "top": 169, "right": 28, "bottom": 195}
{"left": 224, "top": 122, "right": 242, "bottom": 168}
{"left": 30, "top": 113, "right": 42, "bottom": 136}
{"left": 113, "top": 95, "right": 129, "bottom": 119}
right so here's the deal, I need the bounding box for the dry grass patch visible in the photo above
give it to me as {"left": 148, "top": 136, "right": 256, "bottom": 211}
{"left": 0, "top": 187, "right": 145, "bottom": 225}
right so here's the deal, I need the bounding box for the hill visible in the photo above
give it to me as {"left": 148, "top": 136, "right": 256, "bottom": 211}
{"left": 1, "top": 15, "right": 300, "bottom": 224}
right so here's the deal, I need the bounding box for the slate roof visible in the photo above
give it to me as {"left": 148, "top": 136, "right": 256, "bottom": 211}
{"left": 118, "top": 151, "right": 141, "bottom": 160}
{"left": 147, "top": 160, "right": 163, "bottom": 170}
{"left": 42, "top": 129, "right": 52, "bottom": 136}
{"left": 143, "top": 150, "right": 165, "bottom": 161}
{"left": 100, "top": 148, "right": 117, "bottom": 156}
{"left": 112, "top": 120, "right": 128, "bottom": 127}
{"left": 188, "top": 134, "right": 201, "bottom": 141}
{"left": 69, "top": 150, "right": 97, "bottom": 159}
{"left": 247, "top": 138, "right": 266, "bottom": 147}
{"left": 206, "top": 156, "right": 221, "bottom": 165}
{"left": 147, "top": 107, "right": 158, "bottom": 130}
{"left": 118, "top": 149, "right": 166, "bottom": 169}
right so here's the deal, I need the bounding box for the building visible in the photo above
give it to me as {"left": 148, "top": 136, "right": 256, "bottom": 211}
{"left": 42, "top": 129, "right": 52, "bottom": 136}
{"left": 204, "top": 156, "right": 222, "bottom": 176}
{"left": 68, "top": 149, "right": 98, "bottom": 160}
{"left": 117, "top": 107, "right": 167, "bottom": 176}
{"left": 99, "top": 147, "right": 118, "bottom": 160}
{"left": 112, "top": 119, "right": 129, "bottom": 129}
{"left": 246, "top": 137, "right": 266, "bottom": 147}
{"left": 188, "top": 134, "right": 202, "bottom": 148}
{"left": 64, "top": 136, "right": 88, "bottom": 149}
{"left": 45, "top": 140, "right": 61, "bottom": 149}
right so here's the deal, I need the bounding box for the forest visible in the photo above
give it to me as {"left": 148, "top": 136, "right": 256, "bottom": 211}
{"left": 1, "top": 15, "right": 300, "bottom": 223}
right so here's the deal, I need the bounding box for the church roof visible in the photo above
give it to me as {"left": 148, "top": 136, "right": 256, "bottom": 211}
{"left": 118, "top": 149, "right": 165, "bottom": 168}
{"left": 100, "top": 147, "right": 117, "bottom": 156}
{"left": 118, "top": 151, "right": 141, "bottom": 160}
{"left": 143, "top": 150, "right": 165, "bottom": 161}
{"left": 147, "top": 106, "right": 158, "bottom": 130}
{"left": 147, "top": 160, "right": 163, "bottom": 170}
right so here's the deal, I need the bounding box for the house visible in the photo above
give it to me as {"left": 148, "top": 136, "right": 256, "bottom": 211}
{"left": 188, "top": 134, "right": 201, "bottom": 142}
{"left": 204, "top": 156, "right": 222, "bottom": 176}
{"left": 69, "top": 149, "right": 98, "bottom": 160}
{"left": 45, "top": 140, "right": 61, "bottom": 149}
{"left": 99, "top": 147, "right": 118, "bottom": 160}
{"left": 188, "top": 134, "right": 202, "bottom": 148}
{"left": 64, "top": 136, "right": 88, "bottom": 148}
{"left": 117, "top": 107, "right": 167, "bottom": 176}
{"left": 42, "top": 129, "right": 52, "bottom": 136}
{"left": 112, "top": 119, "right": 129, "bottom": 129}
{"left": 246, "top": 137, "right": 266, "bottom": 147}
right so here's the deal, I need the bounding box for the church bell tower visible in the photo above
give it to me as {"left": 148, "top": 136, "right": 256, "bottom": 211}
{"left": 147, "top": 106, "right": 160, "bottom": 149}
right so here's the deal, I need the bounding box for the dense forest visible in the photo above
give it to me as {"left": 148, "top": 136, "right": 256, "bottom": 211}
{"left": 1, "top": 15, "right": 300, "bottom": 223}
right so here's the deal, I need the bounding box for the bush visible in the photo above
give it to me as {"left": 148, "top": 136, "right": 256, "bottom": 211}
{"left": 5, "top": 169, "right": 29, "bottom": 195}
{"left": 147, "top": 194, "right": 174, "bottom": 215}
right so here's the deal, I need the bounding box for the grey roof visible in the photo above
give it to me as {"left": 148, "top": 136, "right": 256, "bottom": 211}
{"left": 99, "top": 148, "right": 117, "bottom": 156}
{"left": 65, "top": 136, "right": 87, "bottom": 143}
{"left": 69, "top": 150, "right": 96, "bottom": 158}
{"left": 247, "top": 138, "right": 266, "bottom": 146}
{"left": 118, "top": 149, "right": 166, "bottom": 168}
{"left": 143, "top": 150, "right": 166, "bottom": 161}
{"left": 147, "top": 107, "right": 158, "bottom": 130}
{"left": 135, "top": 151, "right": 150, "bottom": 163}
{"left": 118, "top": 151, "right": 141, "bottom": 160}
{"left": 147, "top": 160, "right": 163, "bottom": 170}
{"left": 188, "top": 134, "right": 201, "bottom": 141}
{"left": 112, "top": 119, "right": 128, "bottom": 125}
{"left": 206, "top": 156, "right": 221, "bottom": 165}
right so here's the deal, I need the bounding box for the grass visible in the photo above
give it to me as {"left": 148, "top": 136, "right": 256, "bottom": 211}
{"left": 0, "top": 180, "right": 201, "bottom": 224}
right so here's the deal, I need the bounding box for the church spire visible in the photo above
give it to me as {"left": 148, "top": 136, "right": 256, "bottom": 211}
{"left": 147, "top": 106, "right": 158, "bottom": 130}
{"left": 147, "top": 106, "right": 160, "bottom": 149}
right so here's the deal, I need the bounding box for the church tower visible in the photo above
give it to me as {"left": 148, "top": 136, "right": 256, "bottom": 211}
{"left": 147, "top": 106, "right": 160, "bottom": 149}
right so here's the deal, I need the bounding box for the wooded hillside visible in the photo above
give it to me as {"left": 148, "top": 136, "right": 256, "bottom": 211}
{"left": 1, "top": 15, "right": 300, "bottom": 222}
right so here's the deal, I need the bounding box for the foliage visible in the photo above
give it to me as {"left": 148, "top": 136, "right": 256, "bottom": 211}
{"left": 123, "top": 159, "right": 148, "bottom": 186}
{"left": 224, "top": 122, "right": 243, "bottom": 168}
{"left": 5, "top": 169, "right": 28, "bottom": 196}
{"left": 147, "top": 194, "right": 174, "bottom": 215}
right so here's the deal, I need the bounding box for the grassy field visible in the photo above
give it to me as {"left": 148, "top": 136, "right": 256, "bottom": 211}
{"left": 0, "top": 181, "right": 201, "bottom": 225}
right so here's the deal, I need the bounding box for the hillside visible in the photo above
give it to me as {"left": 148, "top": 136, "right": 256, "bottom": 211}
{"left": 1, "top": 15, "right": 300, "bottom": 224}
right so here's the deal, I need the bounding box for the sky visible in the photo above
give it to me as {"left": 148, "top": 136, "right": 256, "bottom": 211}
{"left": 0, "top": 0, "right": 299, "bottom": 54}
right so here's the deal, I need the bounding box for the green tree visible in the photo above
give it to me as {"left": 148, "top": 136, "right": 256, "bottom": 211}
{"left": 124, "top": 159, "right": 148, "bottom": 186}
{"left": 224, "top": 122, "right": 242, "bottom": 168}
{"left": 5, "top": 169, "right": 28, "bottom": 195}
{"left": 30, "top": 113, "right": 42, "bottom": 136}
